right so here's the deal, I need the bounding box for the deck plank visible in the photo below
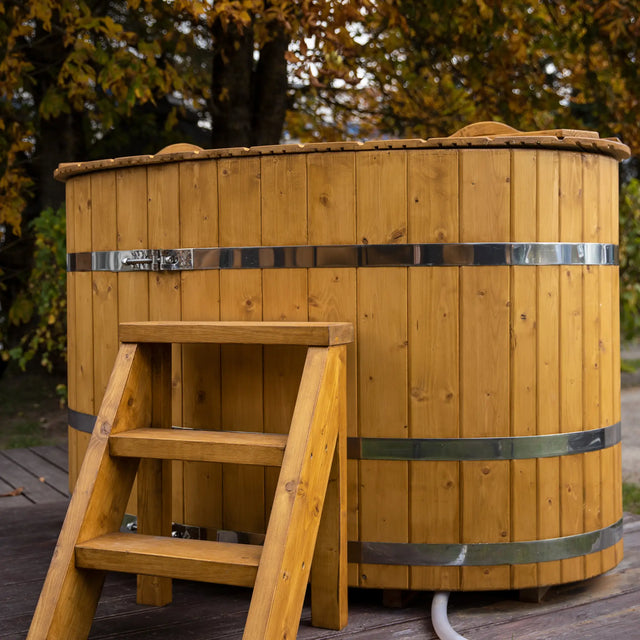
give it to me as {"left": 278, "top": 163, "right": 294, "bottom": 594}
{"left": 2, "top": 448, "right": 70, "bottom": 498}
{"left": 29, "top": 444, "right": 69, "bottom": 473}
{"left": 0, "top": 451, "right": 68, "bottom": 504}
{"left": 2, "top": 452, "right": 639, "bottom": 640}
{"left": 0, "top": 475, "right": 32, "bottom": 507}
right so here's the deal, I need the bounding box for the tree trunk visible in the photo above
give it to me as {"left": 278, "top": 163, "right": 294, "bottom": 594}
{"left": 210, "top": 20, "right": 290, "bottom": 149}
{"left": 28, "top": 20, "right": 86, "bottom": 215}
{"left": 32, "top": 111, "right": 85, "bottom": 212}
{"left": 252, "top": 26, "right": 290, "bottom": 146}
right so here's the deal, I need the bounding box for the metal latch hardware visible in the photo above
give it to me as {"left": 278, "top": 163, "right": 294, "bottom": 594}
{"left": 120, "top": 249, "right": 194, "bottom": 272}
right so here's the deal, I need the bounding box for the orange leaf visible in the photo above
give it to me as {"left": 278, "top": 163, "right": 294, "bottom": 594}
{"left": 0, "top": 487, "right": 24, "bottom": 497}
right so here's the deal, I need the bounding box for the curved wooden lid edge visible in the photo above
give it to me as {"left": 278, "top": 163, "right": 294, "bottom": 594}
{"left": 55, "top": 125, "right": 631, "bottom": 181}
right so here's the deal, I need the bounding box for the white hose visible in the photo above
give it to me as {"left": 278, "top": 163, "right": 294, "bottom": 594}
{"left": 431, "top": 591, "right": 469, "bottom": 640}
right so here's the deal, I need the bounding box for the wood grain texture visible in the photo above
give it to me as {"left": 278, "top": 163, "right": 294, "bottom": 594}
{"left": 307, "top": 149, "right": 359, "bottom": 586}
{"left": 243, "top": 346, "right": 344, "bottom": 639}
{"left": 261, "top": 152, "right": 309, "bottom": 525}
{"left": 27, "top": 344, "right": 149, "bottom": 639}
{"left": 582, "top": 154, "right": 603, "bottom": 579}
{"left": 116, "top": 165, "right": 149, "bottom": 517}
{"left": 66, "top": 178, "right": 78, "bottom": 493}
{"left": 262, "top": 270, "right": 308, "bottom": 522}
{"left": 311, "top": 345, "right": 348, "bottom": 630}
{"left": 73, "top": 175, "right": 94, "bottom": 491}
{"left": 136, "top": 343, "right": 173, "bottom": 606}
{"left": 261, "top": 154, "right": 307, "bottom": 245}
{"left": 356, "top": 149, "right": 408, "bottom": 590}
{"left": 609, "top": 158, "right": 624, "bottom": 567}
{"left": 120, "top": 321, "right": 354, "bottom": 345}
{"left": 111, "top": 429, "right": 287, "bottom": 466}
{"left": 536, "top": 150, "right": 562, "bottom": 587}
{"left": 147, "top": 163, "right": 183, "bottom": 525}
{"left": 76, "top": 533, "right": 261, "bottom": 587}
{"left": 559, "top": 152, "right": 585, "bottom": 584}
{"left": 407, "top": 149, "right": 460, "bottom": 591}
{"left": 179, "top": 159, "right": 222, "bottom": 534}
{"left": 218, "top": 156, "right": 264, "bottom": 536}
{"left": 510, "top": 151, "right": 538, "bottom": 589}
{"left": 460, "top": 149, "right": 510, "bottom": 590}
{"left": 91, "top": 171, "right": 119, "bottom": 412}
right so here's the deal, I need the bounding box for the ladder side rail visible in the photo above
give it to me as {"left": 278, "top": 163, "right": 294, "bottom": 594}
{"left": 311, "top": 343, "right": 348, "bottom": 630}
{"left": 243, "top": 345, "right": 346, "bottom": 639}
{"left": 27, "top": 343, "right": 152, "bottom": 640}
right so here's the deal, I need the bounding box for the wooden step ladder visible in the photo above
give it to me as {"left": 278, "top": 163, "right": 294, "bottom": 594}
{"left": 28, "top": 321, "right": 352, "bottom": 639}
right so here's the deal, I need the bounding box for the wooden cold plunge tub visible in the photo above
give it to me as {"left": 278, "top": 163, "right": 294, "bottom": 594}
{"left": 58, "top": 121, "right": 629, "bottom": 591}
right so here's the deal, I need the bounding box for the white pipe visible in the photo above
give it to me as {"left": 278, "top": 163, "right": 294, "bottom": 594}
{"left": 431, "top": 591, "right": 469, "bottom": 640}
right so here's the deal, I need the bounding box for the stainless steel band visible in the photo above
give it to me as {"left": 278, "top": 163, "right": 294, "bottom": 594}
{"left": 67, "top": 242, "right": 619, "bottom": 272}
{"left": 121, "top": 515, "right": 622, "bottom": 566}
{"left": 68, "top": 409, "right": 621, "bottom": 459}
{"left": 349, "top": 518, "right": 623, "bottom": 566}
{"left": 348, "top": 422, "right": 621, "bottom": 461}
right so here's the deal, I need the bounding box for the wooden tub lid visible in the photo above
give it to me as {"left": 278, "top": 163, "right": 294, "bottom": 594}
{"left": 54, "top": 121, "right": 630, "bottom": 181}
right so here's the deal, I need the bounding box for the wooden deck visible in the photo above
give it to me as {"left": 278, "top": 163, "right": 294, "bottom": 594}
{"left": 1, "top": 446, "right": 639, "bottom": 639}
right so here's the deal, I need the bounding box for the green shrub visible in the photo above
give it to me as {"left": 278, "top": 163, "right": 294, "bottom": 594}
{"left": 4, "top": 205, "right": 67, "bottom": 372}
{"left": 620, "top": 178, "right": 640, "bottom": 341}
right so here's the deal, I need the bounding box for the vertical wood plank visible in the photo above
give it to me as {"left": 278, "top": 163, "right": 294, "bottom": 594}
{"left": 136, "top": 344, "right": 173, "bottom": 606}
{"left": 218, "top": 156, "right": 265, "bottom": 535}
{"left": 90, "top": 169, "right": 126, "bottom": 576}
{"left": 307, "top": 150, "right": 359, "bottom": 586}
{"left": 582, "top": 154, "right": 603, "bottom": 578}
{"left": 460, "top": 149, "right": 510, "bottom": 590}
{"left": 74, "top": 175, "right": 94, "bottom": 483}
{"left": 407, "top": 149, "right": 460, "bottom": 591}
{"left": 261, "top": 154, "right": 309, "bottom": 523}
{"left": 116, "top": 166, "right": 149, "bottom": 517}
{"left": 91, "top": 171, "right": 119, "bottom": 417}
{"left": 559, "top": 152, "right": 585, "bottom": 583}
{"left": 66, "top": 179, "right": 78, "bottom": 492}
{"left": 599, "top": 156, "right": 616, "bottom": 573}
{"left": 510, "top": 150, "right": 538, "bottom": 589}
{"left": 356, "top": 149, "right": 408, "bottom": 589}
{"left": 180, "top": 160, "right": 222, "bottom": 532}
{"left": 147, "top": 163, "right": 183, "bottom": 523}
{"left": 536, "top": 150, "right": 562, "bottom": 586}
{"left": 609, "top": 158, "right": 624, "bottom": 565}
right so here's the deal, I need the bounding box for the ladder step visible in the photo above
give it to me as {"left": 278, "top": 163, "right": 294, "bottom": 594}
{"left": 109, "top": 428, "right": 287, "bottom": 466}
{"left": 76, "top": 533, "right": 261, "bottom": 587}
{"left": 119, "top": 320, "right": 354, "bottom": 346}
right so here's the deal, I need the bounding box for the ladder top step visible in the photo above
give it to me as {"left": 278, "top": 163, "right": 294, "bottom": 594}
{"left": 119, "top": 321, "right": 354, "bottom": 346}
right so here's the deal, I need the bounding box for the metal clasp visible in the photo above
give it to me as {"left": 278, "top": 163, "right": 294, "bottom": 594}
{"left": 120, "top": 249, "right": 194, "bottom": 272}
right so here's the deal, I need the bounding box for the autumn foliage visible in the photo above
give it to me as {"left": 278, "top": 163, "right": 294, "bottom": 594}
{"left": 0, "top": 0, "right": 639, "bottom": 366}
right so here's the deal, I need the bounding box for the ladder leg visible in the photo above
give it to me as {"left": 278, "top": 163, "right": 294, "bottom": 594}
{"left": 311, "top": 345, "right": 348, "bottom": 629}
{"left": 137, "top": 344, "right": 173, "bottom": 606}
{"left": 28, "top": 344, "right": 151, "bottom": 639}
{"left": 136, "top": 459, "right": 173, "bottom": 605}
{"left": 243, "top": 345, "right": 347, "bottom": 639}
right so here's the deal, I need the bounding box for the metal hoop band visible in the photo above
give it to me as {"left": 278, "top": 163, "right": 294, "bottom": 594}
{"left": 67, "top": 242, "right": 618, "bottom": 272}
{"left": 347, "top": 423, "right": 621, "bottom": 461}
{"left": 68, "top": 410, "right": 620, "bottom": 461}
{"left": 348, "top": 518, "right": 623, "bottom": 566}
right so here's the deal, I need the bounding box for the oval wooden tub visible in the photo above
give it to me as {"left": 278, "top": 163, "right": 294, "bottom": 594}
{"left": 58, "top": 122, "right": 629, "bottom": 591}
